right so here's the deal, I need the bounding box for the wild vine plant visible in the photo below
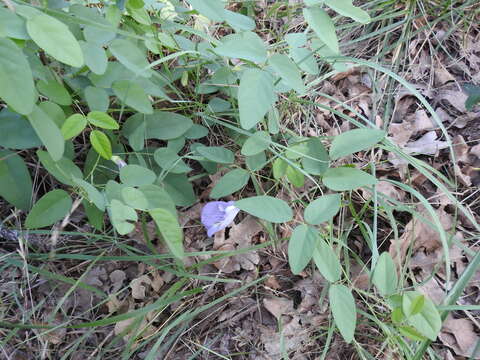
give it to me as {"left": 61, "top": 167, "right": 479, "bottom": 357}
{"left": 0, "top": 0, "right": 444, "bottom": 345}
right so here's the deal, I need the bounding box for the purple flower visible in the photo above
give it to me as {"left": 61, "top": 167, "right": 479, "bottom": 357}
{"left": 201, "top": 201, "right": 240, "bottom": 237}
{"left": 111, "top": 155, "right": 127, "bottom": 169}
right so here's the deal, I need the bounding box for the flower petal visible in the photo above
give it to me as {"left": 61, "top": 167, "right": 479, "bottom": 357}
{"left": 201, "top": 201, "right": 228, "bottom": 228}
{"left": 201, "top": 201, "right": 240, "bottom": 237}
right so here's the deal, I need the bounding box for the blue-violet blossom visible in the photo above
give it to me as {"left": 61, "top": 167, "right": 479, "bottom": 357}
{"left": 201, "top": 201, "right": 240, "bottom": 237}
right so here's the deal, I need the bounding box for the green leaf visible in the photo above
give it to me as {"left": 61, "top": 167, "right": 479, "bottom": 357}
{"left": 391, "top": 307, "right": 405, "bottom": 324}
{"left": 85, "top": 86, "right": 110, "bottom": 113}
{"left": 38, "top": 101, "right": 65, "bottom": 128}
{"left": 0, "top": 150, "right": 32, "bottom": 210}
{"left": 79, "top": 40, "right": 108, "bottom": 75}
{"left": 109, "top": 199, "right": 137, "bottom": 235}
{"left": 87, "top": 111, "right": 119, "bottom": 130}
{"left": 90, "top": 130, "right": 112, "bottom": 160}
{"left": 329, "top": 128, "right": 385, "bottom": 160}
{"left": 269, "top": 53, "right": 305, "bottom": 93}
{"left": 25, "top": 189, "right": 72, "bottom": 228}
{"left": 119, "top": 164, "right": 156, "bottom": 186}
{"left": 123, "top": 112, "right": 193, "bottom": 143}
{"left": 302, "top": 138, "right": 329, "bottom": 175}
{"left": 61, "top": 114, "right": 87, "bottom": 140}
{"left": 402, "top": 291, "right": 441, "bottom": 341}
{"left": 329, "top": 284, "right": 357, "bottom": 343}
{"left": 322, "top": 167, "right": 378, "bottom": 191}
{"left": 26, "top": 13, "right": 84, "bottom": 67}
{"left": 238, "top": 69, "right": 277, "bottom": 130}
{"left": 288, "top": 224, "right": 317, "bottom": 274}
{"left": 304, "top": 193, "right": 341, "bottom": 225}
{"left": 149, "top": 208, "right": 184, "bottom": 259}
{"left": 313, "top": 237, "right": 342, "bottom": 282}
{"left": 0, "top": 8, "right": 29, "bottom": 39}
{"left": 73, "top": 177, "right": 105, "bottom": 211}
{"left": 245, "top": 151, "right": 267, "bottom": 172}
{"left": 286, "top": 165, "right": 304, "bottom": 187}
{"left": 224, "top": 10, "right": 255, "bottom": 31}
{"left": 197, "top": 146, "right": 234, "bottom": 164}
{"left": 186, "top": 0, "right": 225, "bottom": 22}
{"left": 272, "top": 158, "right": 288, "bottom": 179}
{"left": 324, "top": 0, "right": 371, "bottom": 24}
{"left": 464, "top": 83, "right": 480, "bottom": 111}
{"left": 153, "top": 147, "right": 191, "bottom": 174}
{"left": 184, "top": 124, "right": 209, "bottom": 139}
{"left": 0, "top": 109, "right": 41, "bottom": 149}
{"left": 138, "top": 184, "right": 177, "bottom": 215}
{"left": 112, "top": 80, "right": 153, "bottom": 114}
{"left": 408, "top": 295, "right": 425, "bottom": 316}
{"left": 267, "top": 107, "right": 280, "bottom": 134}
{"left": 121, "top": 186, "right": 149, "bottom": 210}
{"left": 372, "top": 252, "right": 398, "bottom": 296}
{"left": 290, "top": 47, "right": 319, "bottom": 75}
{"left": 235, "top": 196, "right": 293, "bottom": 223}
{"left": 215, "top": 32, "right": 267, "bottom": 63}
{"left": 36, "top": 79, "right": 71, "bottom": 106}
{"left": 83, "top": 199, "right": 104, "bottom": 231}
{"left": 241, "top": 131, "right": 271, "bottom": 156}
{"left": 398, "top": 325, "right": 426, "bottom": 342}
{"left": 303, "top": 6, "right": 339, "bottom": 54}
{"left": 0, "top": 38, "right": 36, "bottom": 115}
{"left": 210, "top": 169, "right": 250, "bottom": 199}
{"left": 163, "top": 173, "right": 196, "bottom": 207}
{"left": 109, "top": 38, "right": 151, "bottom": 78}
{"left": 27, "top": 105, "right": 65, "bottom": 161}
{"left": 37, "top": 150, "right": 83, "bottom": 186}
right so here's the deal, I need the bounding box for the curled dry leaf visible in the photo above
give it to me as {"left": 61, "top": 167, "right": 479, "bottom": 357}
{"left": 212, "top": 215, "right": 263, "bottom": 273}
{"left": 404, "top": 131, "right": 449, "bottom": 155}
{"left": 109, "top": 269, "right": 126, "bottom": 293}
{"left": 130, "top": 275, "right": 152, "bottom": 300}
{"left": 439, "top": 315, "right": 480, "bottom": 359}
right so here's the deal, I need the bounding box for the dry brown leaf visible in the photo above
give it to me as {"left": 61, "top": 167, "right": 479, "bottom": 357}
{"left": 260, "top": 316, "right": 308, "bottom": 358}
{"left": 438, "top": 89, "right": 468, "bottom": 113}
{"left": 453, "top": 135, "right": 470, "bottom": 162}
{"left": 265, "top": 275, "right": 282, "bottom": 290}
{"left": 404, "top": 131, "right": 449, "bottom": 155}
{"left": 418, "top": 277, "right": 445, "bottom": 305}
{"left": 471, "top": 143, "right": 480, "bottom": 159}
{"left": 109, "top": 269, "right": 126, "bottom": 293}
{"left": 440, "top": 315, "right": 480, "bottom": 359}
{"left": 410, "top": 109, "right": 435, "bottom": 132}
{"left": 263, "top": 297, "right": 294, "bottom": 320}
{"left": 390, "top": 206, "right": 453, "bottom": 264}
{"left": 389, "top": 122, "right": 414, "bottom": 148}
{"left": 114, "top": 318, "right": 135, "bottom": 337}
{"left": 130, "top": 275, "right": 151, "bottom": 300}
{"left": 212, "top": 216, "right": 263, "bottom": 273}
{"left": 362, "top": 180, "right": 405, "bottom": 203}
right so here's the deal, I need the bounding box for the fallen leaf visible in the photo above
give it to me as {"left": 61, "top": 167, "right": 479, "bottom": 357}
{"left": 260, "top": 316, "right": 308, "bottom": 358}
{"left": 440, "top": 315, "right": 480, "bottom": 359}
{"left": 263, "top": 296, "right": 294, "bottom": 320}
{"left": 438, "top": 89, "right": 469, "bottom": 113}
{"left": 212, "top": 216, "right": 263, "bottom": 273}
{"left": 404, "top": 131, "right": 449, "bottom": 155}
{"left": 390, "top": 206, "right": 453, "bottom": 264}
{"left": 434, "top": 61, "right": 455, "bottom": 86}
{"left": 130, "top": 275, "right": 151, "bottom": 300}
{"left": 109, "top": 269, "right": 126, "bottom": 293}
